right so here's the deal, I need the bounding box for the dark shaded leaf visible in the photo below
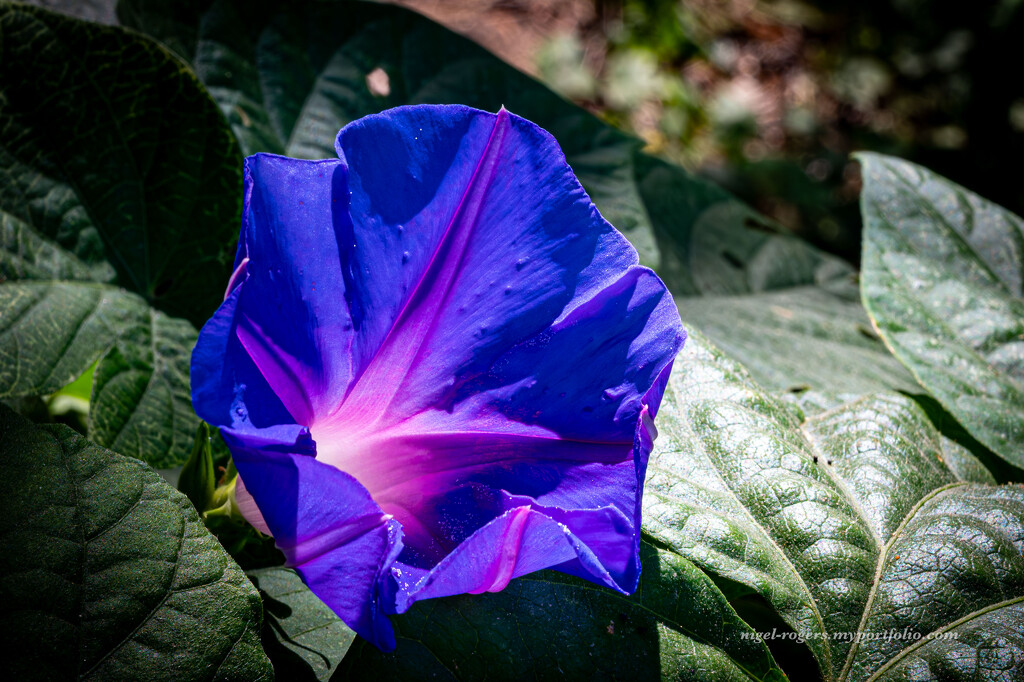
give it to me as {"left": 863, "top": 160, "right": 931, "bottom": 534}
{"left": 0, "top": 2, "right": 241, "bottom": 326}
{"left": 0, "top": 405, "right": 272, "bottom": 680}
{"left": 0, "top": 4, "right": 240, "bottom": 465}
{"left": 0, "top": 281, "right": 198, "bottom": 468}
{"left": 249, "top": 567, "right": 355, "bottom": 682}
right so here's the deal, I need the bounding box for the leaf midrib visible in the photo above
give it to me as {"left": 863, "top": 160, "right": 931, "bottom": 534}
{"left": 656, "top": 378, "right": 835, "bottom": 677}
{"left": 836, "top": 481, "right": 969, "bottom": 681}
{"left": 865, "top": 594, "right": 1024, "bottom": 682}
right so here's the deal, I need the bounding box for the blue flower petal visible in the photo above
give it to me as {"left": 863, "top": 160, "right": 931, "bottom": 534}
{"left": 221, "top": 425, "right": 403, "bottom": 649}
{"left": 192, "top": 104, "right": 685, "bottom": 649}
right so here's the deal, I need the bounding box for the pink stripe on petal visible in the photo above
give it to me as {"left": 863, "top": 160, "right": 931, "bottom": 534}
{"left": 469, "top": 506, "right": 532, "bottom": 594}
{"left": 223, "top": 256, "right": 249, "bottom": 300}
{"left": 237, "top": 312, "right": 315, "bottom": 425}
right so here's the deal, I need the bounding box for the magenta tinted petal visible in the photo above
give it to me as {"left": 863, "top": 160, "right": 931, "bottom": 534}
{"left": 191, "top": 285, "right": 295, "bottom": 430}
{"left": 235, "top": 154, "right": 356, "bottom": 422}
{"left": 221, "top": 426, "right": 403, "bottom": 649}
{"left": 391, "top": 506, "right": 616, "bottom": 613}
{"left": 191, "top": 104, "right": 686, "bottom": 649}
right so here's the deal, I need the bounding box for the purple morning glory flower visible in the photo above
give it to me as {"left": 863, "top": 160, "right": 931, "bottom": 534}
{"left": 191, "top": 104, "right": 685, "bottom": 650}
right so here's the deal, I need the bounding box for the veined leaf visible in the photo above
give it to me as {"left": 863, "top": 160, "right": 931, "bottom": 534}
{"left": 859, "top": 153, "right": 1024, "bottom": 468}
{"left": 679, "top": 285, "right": 919, "bottom": 394}
{"left": 0, "top": 405, "right": 272, "bottom": 680}
{"left": 644, "top": 330, "right": 1023, "bottom": 681}
{"left": 338, "top": 543, "right": 787, "bottom": 681}
{"left": 0, "top": 3, "right": 241, "bottom": 325}
{"left": 249, "top": 567, "right": 356, "bottom": 682}
{"left": 0, "top": 280, "right": 197, "bottom": 468}
{"left": 0, "top": 4, "right": 242, "bottom": 465}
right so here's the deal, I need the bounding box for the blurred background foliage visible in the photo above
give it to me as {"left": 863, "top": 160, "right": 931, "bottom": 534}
{"left": 393, "top": 0, "right": 1024, "bottom": 264}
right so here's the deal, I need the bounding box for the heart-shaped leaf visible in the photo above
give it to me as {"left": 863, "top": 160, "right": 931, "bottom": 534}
{"left": 644, "top": 329, "right": 1023, "bottom": 681}
{"left": 0, "top": 405, "right": 272, "bottom": 680}
{"left": 0, "top": 4, "right": 242, "bottom": 466}
{"left": 338, "top": 543, "right": 787, "bottom": 681}
{"left": 248, "top": 567, "right": 356, "bottom": 682}
{"left": 859, "top": 153, "right": 1024, "bottom": 468}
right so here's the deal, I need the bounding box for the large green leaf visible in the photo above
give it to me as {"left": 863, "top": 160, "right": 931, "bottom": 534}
{"left": 0, "top": 3, "right": 241, "bottom": 325}
{"left": 0, "top": 4, "right": 242, "bottom": 465}
{"left": 859, "top": 153, "right": 1024, "bottom": 468}
{"left": 643, "top": 330, "right": 1023, "bottom": 681}
{"left": 249, "top": 567, "right": 356, "bottom": 682}
{"left": 338, "top": 543, "right": 786, "bottom": 681}
{"left": 0, "top": 405, "right": 272, "bottom": 680}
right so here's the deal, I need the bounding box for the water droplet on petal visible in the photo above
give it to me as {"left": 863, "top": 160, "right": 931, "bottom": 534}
{"left": 515, "top": 258, "right": 529, "bottom": 271}
{"left": 402, "top": 251, "right": 410, "bottom": 264}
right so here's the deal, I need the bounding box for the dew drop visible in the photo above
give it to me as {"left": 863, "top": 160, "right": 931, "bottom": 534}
{"left": 402, "top": 251, "right": 410, "bottom": 264}
{"left": 505, "top": 285, "right": 512, "bottom": 295}
{"left": 515, "top": 257, "right": 529, "bottom": 271}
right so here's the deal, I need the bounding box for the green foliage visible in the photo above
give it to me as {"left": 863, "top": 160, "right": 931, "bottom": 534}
{"left": 0, "top": 3, "right": 242, "bottom": 466}
{"left": 635, "top": 154, "right": 917, "bottom": 394}
{"left": 4, "top": 2, "right": 1024, "bottom": 680}
{"left": 249, "top": 567, "right": 357, "bottom": 682}
{"left": 0, "top": 3, "right": 242, "bottom": 326}
{"left": 860, "top": 153, "right": 1024, "bottom": 469}
{"left": 0, "top": 405, "right": 272, "bottom": 680}
{"left": 645, "top": 330, "right": 1024, "bottom": 680}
